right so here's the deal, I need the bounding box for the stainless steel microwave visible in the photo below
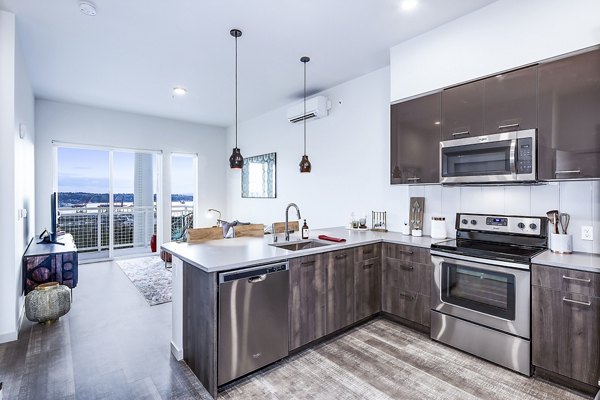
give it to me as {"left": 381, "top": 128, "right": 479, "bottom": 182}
{"left": 440, "top": 129, "right": 536, "bottom": 184}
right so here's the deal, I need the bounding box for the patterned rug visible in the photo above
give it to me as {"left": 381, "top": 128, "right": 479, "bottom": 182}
{"left": 219, "top": 318, "right": 590, "bottom": 400}
{"left": 116, "top": 256, "right": 172, "bottom": 306}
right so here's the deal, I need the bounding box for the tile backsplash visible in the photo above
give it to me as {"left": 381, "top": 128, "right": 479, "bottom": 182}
{"left": 407, "top": 181, "right": 600, "bottom": 254}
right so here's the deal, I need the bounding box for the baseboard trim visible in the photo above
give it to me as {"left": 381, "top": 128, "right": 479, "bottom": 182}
{"left": 535, "top": 367, "right": 598, "bottom": 396}
{"left": 0, "top": 330, "right": 17, "bottom": 344}
{"left": 171, "top": 341, "right": 183, "bottom": 361}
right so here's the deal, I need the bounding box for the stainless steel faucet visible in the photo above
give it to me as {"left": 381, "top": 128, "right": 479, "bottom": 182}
{"left": 285, "top": 203, "right": 301, "bottom": 241}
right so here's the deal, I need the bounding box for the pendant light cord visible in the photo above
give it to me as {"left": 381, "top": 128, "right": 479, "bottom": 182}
{"left": 303, "top": 60, "right": 307, "bottom": 156}
{"left": 235, "top": 34, "right": 238, "bottom": 149}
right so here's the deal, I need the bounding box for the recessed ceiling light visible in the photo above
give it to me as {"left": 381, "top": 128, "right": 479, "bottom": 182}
{"left": 172, "top": 87, "right": 188, "bottom": 96}
{"left": 434, "top": 121, "right": 441, "bottom": 125}
{"left": 79, "top": 1, "right": 97, "bottom": 16}
{"left": 400, "top": 0, "right": 418, "bottom": 11}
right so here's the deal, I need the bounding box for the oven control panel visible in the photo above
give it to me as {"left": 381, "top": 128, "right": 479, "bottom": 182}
{"left": 457, "top": 213, "right": 544, "bottom": 236}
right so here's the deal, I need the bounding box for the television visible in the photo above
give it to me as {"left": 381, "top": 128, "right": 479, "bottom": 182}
{"left": 50, "top": 192, "right": 58, "bottom": 242}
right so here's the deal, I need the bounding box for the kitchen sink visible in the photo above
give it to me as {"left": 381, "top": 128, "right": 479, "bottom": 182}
{"left": 270, "top": 239, "right": 333, "bottom": 251}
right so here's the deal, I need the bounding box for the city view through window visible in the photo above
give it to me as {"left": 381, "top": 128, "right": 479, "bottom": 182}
{"left": 56, "top": 147, "right": 195, "bottom": 260}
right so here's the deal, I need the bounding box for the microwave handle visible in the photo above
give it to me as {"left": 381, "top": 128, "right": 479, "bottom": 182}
{"left": 509, "top": 139, "right": 517, "bottom": 174}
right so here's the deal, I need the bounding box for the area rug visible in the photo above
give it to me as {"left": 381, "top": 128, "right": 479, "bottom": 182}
{"left": 116, "top": 256, "right": 172, "bottom": 306}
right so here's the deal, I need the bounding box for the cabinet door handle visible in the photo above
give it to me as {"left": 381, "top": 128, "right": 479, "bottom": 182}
{"left": 335, "top": 254, "right": 347, "bottom": 260}
{"left": 555, "top": 169, "right": 581, "bottom": 175}
{"left": 498, "top": 123, "right": 520, "bottom": 130}
{"left": 452, "top": 131, "right": 470, "bottom": 136}
{"left": 562, "top": 275, "right": 591, "bottom": 283}
{"left": 399, "top": 263, "right": 414, "bottom": 271}
{"left": 562, "top": 297, "right": 591, "bottom": 306}
{"left": 399, "top": 292, "right": 415, "bottom": 301}
{"left": 363, "top": 262, "right": 374, "bottom": 270}
{"left": 398, "top": 250, "right": 414, "bottom": 255}
{"left": 300, "top": 261, "right": 315, "bottom": 267}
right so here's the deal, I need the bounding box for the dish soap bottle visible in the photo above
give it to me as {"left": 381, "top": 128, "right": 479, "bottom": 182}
{"left": 302, "top": 219, "right": 309, "bottom": 239}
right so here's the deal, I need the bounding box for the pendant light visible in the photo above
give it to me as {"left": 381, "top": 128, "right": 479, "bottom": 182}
{"left": 299, "top": 56, "right": 312, "bottom": 173}
{"left": 229, "top": 28, "right": 244, "bottom": 169}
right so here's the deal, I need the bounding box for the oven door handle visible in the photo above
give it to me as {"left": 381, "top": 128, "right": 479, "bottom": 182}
{"left": 431, "top": 255, "right": 531, "bottom": 278}
{"left": 430, "top": 250, "right": 530, "bottom": 271}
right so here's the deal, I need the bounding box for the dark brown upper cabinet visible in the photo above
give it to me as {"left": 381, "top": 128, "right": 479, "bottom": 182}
{"left": 484, "top": 66, "right": 538, "bottom": 134}
{"left": 442, "top": 66, "right": 537, "bottom": 141}
{"left": 441, "top": 79, "right": 484, "bottom": 140}
{"left": 538, "top": 48, "right": 600, "bottom": 180}
{"left": 390, "top": 92, "right": 441, "bottom": 184}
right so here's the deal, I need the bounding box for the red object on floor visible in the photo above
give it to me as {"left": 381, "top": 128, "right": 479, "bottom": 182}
{"left": 318, "top": 235, "right": 346, "bottom": 243}
{"left": 150, "top": 234, "right": 157, "bottom": 253}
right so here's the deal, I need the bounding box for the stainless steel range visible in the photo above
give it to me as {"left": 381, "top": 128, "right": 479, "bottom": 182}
{"left": 430, "top": 213, "right": 548, "bottom": 376}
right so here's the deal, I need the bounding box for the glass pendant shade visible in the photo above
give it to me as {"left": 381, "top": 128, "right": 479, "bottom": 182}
{"left": 229, "top": 147, "right": 243, "bottom": 169}
{"left": 299, "top": 155, "right": 311, "bottom": 173}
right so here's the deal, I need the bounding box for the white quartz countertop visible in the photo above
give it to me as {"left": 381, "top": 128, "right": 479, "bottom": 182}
{"left": 532, "top": 250, "right": 600, "bottom": 274}
{"left": 161, "top": 227, "right": 443, "bottom": 273}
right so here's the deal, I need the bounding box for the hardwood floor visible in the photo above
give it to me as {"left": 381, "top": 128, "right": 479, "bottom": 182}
{"left": 0, "top": 261, "right": 594, "bottom": 399}
{"left": 0, "top": 261, "right": 210, "bottom": 400}
{"left": 222, "top": 319, "right": 592, "bottom": 400}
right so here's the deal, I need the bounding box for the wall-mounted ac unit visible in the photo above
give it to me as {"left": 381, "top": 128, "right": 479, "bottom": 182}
{"left": 287, "top": 96, "right": 330, "bottom": 123}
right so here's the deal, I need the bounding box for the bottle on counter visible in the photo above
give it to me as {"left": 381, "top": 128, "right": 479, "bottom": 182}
{"left": 302, "top": 219, "right": 309, "bottom": 239}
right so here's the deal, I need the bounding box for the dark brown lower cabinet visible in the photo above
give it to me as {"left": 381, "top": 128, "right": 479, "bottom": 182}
{"left": 354, "top": 256, "right": 381, "bottom": 321}
{"left": 325, "top": 249, "right": 355, "bottom": 334}
{"left": 532, "top": 265, "right": 600, "bottom": 388}
{"left": 381, "top": 243, "right": 432, "bottom": 328}
{"left": 289, "top": 254, "right": 326, "bottom": 350}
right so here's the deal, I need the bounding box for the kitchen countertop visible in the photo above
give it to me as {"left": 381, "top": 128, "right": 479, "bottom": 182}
{"left": 532, "top": 250, "right": 600, "bottom": 274}
{"left": 161, "top": 226, "right": 443, "bottom": 273}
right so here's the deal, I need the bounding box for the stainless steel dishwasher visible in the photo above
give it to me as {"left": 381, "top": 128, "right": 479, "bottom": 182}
{"left": 218, "top": 261, "right": 289, "bottom": 385}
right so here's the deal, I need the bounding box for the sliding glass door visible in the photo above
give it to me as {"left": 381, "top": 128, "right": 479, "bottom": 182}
{"left": 170, "top": 154, "right": 197, "bottom": 241}
{"left": 56, "top": 145, "right": 160, "bottom": 261}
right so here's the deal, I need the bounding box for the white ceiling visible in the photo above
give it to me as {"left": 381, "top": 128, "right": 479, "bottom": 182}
{"left": 1, "top": 0, "right": 497, "bottom": 127}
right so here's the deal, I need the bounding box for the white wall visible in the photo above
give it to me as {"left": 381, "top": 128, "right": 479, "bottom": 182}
{"left": 35, "top": 100, "right": 228, "bottom": 248}
{"left": 225, "top": 67, "right": 409, "bottom": 232}
{"left": 0, "top": 10, "right": 35, "bottom": 343}
{"left": 407, "top": 182, "right": 600, "bottom": 254}
{"left": 390, "top": 0, "right": 600, "bottom": 102}
{"left": 0, "top": 10, "right": 18, "bottom": 343}
{"left": 13, "top": 34, "right": 35, "bottom": 334}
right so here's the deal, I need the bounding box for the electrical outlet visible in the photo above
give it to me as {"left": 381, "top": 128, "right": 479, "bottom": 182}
{"left": 581, "top": 226, "right": 594, "bottom": 241}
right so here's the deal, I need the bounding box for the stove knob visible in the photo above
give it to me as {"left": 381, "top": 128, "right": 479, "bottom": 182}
{"left": 529, "top": 223, "right": 537, "bottom": 230}
{"left": 461, "top": 219, "right": 468, "bottom": 225}
{"left": 518, "top": 222, "right": 525, "bottom": 229}
{"left": 470, "top": 219, "right": 477, "bottom": 225}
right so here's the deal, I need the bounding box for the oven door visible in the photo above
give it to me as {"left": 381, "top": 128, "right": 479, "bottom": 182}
{"left": 439, "top": 129, "right": 536, "bottom": 183}
{"left": 432, "top": 252, "right": 531, "bottom": 339}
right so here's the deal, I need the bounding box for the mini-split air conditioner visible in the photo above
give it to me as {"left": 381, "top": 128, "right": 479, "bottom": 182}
{"left": 287, "top": 96, "right": 330, "bottom": 123}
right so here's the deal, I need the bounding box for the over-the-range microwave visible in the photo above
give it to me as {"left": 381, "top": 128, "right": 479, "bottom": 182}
{"left": 439, "top": 129, "right": 536, "bottom": 184}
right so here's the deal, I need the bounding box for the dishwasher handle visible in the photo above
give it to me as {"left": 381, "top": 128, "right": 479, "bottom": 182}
{"left": 248, "top": 275, "right": 266, "bottom": 283}
{"left": 219, "top": 261, "right": 289, "bottom": 284}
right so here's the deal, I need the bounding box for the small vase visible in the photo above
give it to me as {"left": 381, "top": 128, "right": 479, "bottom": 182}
{"left": 25, "top": 282, "right": 71, "bottom": 324}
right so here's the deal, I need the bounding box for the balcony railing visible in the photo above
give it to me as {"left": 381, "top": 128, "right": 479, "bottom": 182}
{"left": 58, "top": 204, "right": 193, "bottom": 253}
{"left": 171, "top": 204, "right": 194, "bottom": 241}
